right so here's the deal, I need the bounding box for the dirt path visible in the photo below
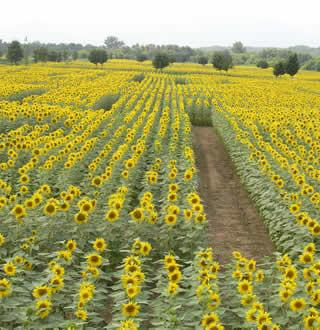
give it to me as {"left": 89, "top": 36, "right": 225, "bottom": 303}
{"left": 193, "top": 127, "right": 274, "bottom": 264}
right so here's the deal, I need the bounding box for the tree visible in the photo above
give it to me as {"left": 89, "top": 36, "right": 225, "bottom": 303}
{"left": 152, "top": 53, "right": 170, "bottom": 70}
{"left": 273, "top": 61, "right": 286, "bottom": 77}
{"left": 257, "top": 60, "right": 269, "bottom": 69}
{"left": 48, "top": 51, "right": 62, "bottom": 62}
{"left": 88, "top": 49, "right": 108, "bottom": 67}
{"left": 198, "top": 56, "right": 208, "bottom": 65}
{"left": 33, "top": 47, "right": 48, "bottom": 62}
{"left": 285, "top": 53, "right": 300, "bottom": 76}
{"left": 211, "top": 50, "right": 233, "bottom": 71}
{"left": 72, "top": 51, "right": 79, "bottom": 61}
{"left": 232, "top": 41, "right": 246, "bottom": 53}
{"left": 7, "top": 41, "right": 23, "bottom": 64}
{"left": 136, "top": 53, "right": 148, "bottom": 62}
{"left": 98, "top": 50, "right": 108, "bottom": 66}
{"left": 104, "top": 36, "right": 125, "bottom": 49}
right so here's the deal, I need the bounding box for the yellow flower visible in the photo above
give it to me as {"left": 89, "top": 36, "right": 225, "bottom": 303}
{"left": 290, "top": 298, "right": 306, "bottom": 312}
{"left": 74, "top": 211, "right": 88, "bottom": 224}
{"left": 105, "top": 209, "right": 119, "bottom": 222}
{"left": 3, "top": 262, "right": 16, "bottom": 276}
{"left": 93, "top": 238, "right": 107, "bottom": 252}
{"left": 201, "top": 312, "right": 219, "bottom": 327}
{"left": 0, "top": 278, "right": 12, "bottom": 298}
{"left": 36, "top": 299, "right": 52, "bottom": 319}
{"left": 122, "top": 301, "right": 140, "bottom": 317}
{"left": 126, "top": 284, "right": 140, "bottom": 299}
{"left": 130, "top": 208, "right": 144, "bottom": 222}
{"left": 33, "top": 285, "right": 52, "bottom": 299}
{"left": 43, "top": 202, "right": 57, "bottom": 216}
{"left": 11, "top": 204, "right": 27, "bottom": 219}
{"left": 86, "top": 253, "right": 103, "bottom": 267}
{"left": 66, "top": 240, "right": 77, "bottom": 252}
{"left": 238, "top": 280, "right": 252, "bottom": 295}
{"left": 75, "top": 309, "right": 88, "bottom": 320}
{"left": 117, "top": 320, "right": 139, "bottom": 330}
{"left": 164, "top": 213, "right": 177, "bottom": 225}
{"left": 0, "top": 233, "right": 5, "bottom": 246}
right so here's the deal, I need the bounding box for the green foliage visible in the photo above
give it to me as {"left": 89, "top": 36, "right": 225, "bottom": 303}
{"left": 88, "top": 49, "right": 108, "bottom": 67}
{"left": 174, "top": 77, "right": 187, "bottom": 85}
{"left": 104, "top": 36, "right": 125, "bottom": 49}
{"left": 131, "top": 73, "right": 145, "bottom": 82}
{"left": 152, "top": 53, "right": 170, "bottom": 70}
{"left": 257, "top": 60, "right": 269, "bottom": 69}
{"left": 198, "top": 56, "right": 208, "bottom": 65}
{"left": 6, "top": 89, "right": 47, "bottom": 102}
{"left": 211, "top": 50, "right": 233, "bottom": 71}
{"left": 285, "top": 53, "right": 300, "bottom": 76}
{"left": 303, "top": 57, "right": 320, "bottom": 71}
{"left": 92, "top": 94, "right": 119, "bottom": 110}
{"left": 48, "top": 51, "right": 62, "bottom": 62}
{"left": 72, "top": 51, "right": 79, "bottom": 61}
{"left": 136, "top": 53, "right": 148, "bottom": 62}
{"left": 232, "top": 41, "right": 246, "bottom": 53}
{"left": 33, "top": 47, "right": 48, "bottom": 63}
{"left": 7, "top": 41, "right": 23, "bottom": 64}
{"left": 273, "top": 61, "right": 286, "bottom": 77}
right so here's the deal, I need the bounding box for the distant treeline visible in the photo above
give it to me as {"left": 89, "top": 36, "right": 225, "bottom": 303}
{"left": 0, "top": 37, "right": 320, "bottom": 71}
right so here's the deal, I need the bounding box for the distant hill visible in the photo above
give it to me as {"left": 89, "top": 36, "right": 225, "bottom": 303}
{"left": 199, "top": 45, "right": 320, "bottom": 55}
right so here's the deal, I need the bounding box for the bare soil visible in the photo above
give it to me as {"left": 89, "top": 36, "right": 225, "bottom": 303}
{"left": 193, "top": 127, "right": 274, "bottom": 264}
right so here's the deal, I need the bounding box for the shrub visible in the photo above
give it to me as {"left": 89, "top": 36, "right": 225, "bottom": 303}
{"left": 131, "top": 74, "right": 145, "bottom": 83}
{"left": 92, "top": 94, "right": 119, "bottom": 110}
{"left": 7, "top": 89, "right": 47, "bottom": 102}
{"left": 257, "top": 60, "right": 269, "bottom": 69}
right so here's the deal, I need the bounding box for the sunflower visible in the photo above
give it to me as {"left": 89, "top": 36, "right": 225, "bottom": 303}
{"left": 299, "top": 252, "right": 314, "bottom": 264}
{"left": 105, "top": 209, "right": 119, "bottom": 222}
{"left": 122, "top": 301, "right": 140, "bottom": 318}
{"left": 238, "top": 280, "right": 252, "bottom": 295}
{"left": 0, "top": 233, "right": 5, "bottom": 246}
{"left": 79, "top": 287, "right": 93, "bottom": 303}
{"left": 289, "top": 204, "right": 300, "bottom": 214}
{"left": 126, "top": 284, "right": 140, "bottom": 299}
{"left": 0, "top": 278, "right": 12, "bottom": 298}
{"left": 3, "top": 262, "right": 16, "bottom": 277}
{"left": 33, "top": 285, "right": 52, "bottom": 299}
{"left": 165, "top": 213, "right": 177, "bottom": 226}
{"left": 11, "top": 204, "right": 26, "bottom": 219}
{"left": 140, "top": 242, "right": 152, "bottom": 256}
{"left": 36, "top": 299, "right": 52, "bottom": 319}
{"left": 75, "top": 309, "right": 88, "bottom": 320}
{"left": 290, "top": 298, "right": 306, "bottom": 312}
{"left": 117, "top": 320, "right": 138, "bottom": 330}
{"left": 74, "top": 211, "right": 88, "bottom": 224}
{"left": 50, "top": 276, "right": 64, "bottom": 292}
{"left": 52, "top": 264, "right": 65, "bottom": 277}
{"left": 201, "top": 312, "right": 219, "bottom": 327}
{"left": 66, "top": 240, "right": 77, "bottom": 252}
{"left": 184, "top": 209, "right": 193, "bottom": 220}
{"left": 93, "top": 238, "right": 107, "bottom": 252}
{"left": 130, "top": 208, "right": 144, "bottom": 222}
{"left": 207, "top": 292, "right": 221, "bottom": 310}
{"left": 86, "top": 253, "right": 103, "bottom": 267}
{"left": 169, "top": 270, "right": 182, "bottom": 283}
{"left": 43, "top": 202, "right": 57, "bottom": 216}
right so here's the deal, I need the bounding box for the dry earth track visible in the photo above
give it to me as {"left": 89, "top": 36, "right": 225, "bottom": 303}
{"left": 193, "top": 127, "right": 274, "bottom": 264}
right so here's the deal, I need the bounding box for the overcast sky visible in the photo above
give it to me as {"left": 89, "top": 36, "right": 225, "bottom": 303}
{"left": 1, "top": 0, "right": 320, "bottom": 48}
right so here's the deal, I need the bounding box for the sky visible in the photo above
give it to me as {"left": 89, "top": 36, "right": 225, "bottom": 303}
{"left": 1, "top": 0, "right": 320, "bottom": 48}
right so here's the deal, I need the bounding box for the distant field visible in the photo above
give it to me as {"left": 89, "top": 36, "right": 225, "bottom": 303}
{"left": 1, "top": 61, "right": 320, "bottom": 329}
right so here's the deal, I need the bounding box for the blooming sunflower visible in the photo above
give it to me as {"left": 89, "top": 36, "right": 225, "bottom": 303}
{"left": 122, "top": 301, "right": 140, "bottom": 318}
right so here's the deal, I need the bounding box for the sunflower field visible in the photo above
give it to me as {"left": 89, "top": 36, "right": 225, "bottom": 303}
{"left": 0, "top": 61, "right": 320, "bottom": 329}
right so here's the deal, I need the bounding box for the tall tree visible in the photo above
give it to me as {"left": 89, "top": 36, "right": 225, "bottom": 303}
{"left": 104, "top": 36, "right": 125, "bottom": 49}
{"left": 211, "top": 50, "right": 233, "bottom": 71}
{"left": 198, "top": 56, "right": 208, "bottom": 65}
{"left": 89, "top": 49, "right": 108, "bottom": 67}
{"left": 285, "top": 53, "right": 300, "bottom": 76}
{"left": 152, "top": 53, "right": 170, "bottom": 70}
{"left": 232, "top": 41, "right": 246, "bottom": 53}
{"left": 7, "top": 41, "right": 23, "bottom": 64}
{"left": 33, "top": 47, "right": 48, "bottom": 62}
{"left": 273, "top": 61, "right": 286, "bottom": 77}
